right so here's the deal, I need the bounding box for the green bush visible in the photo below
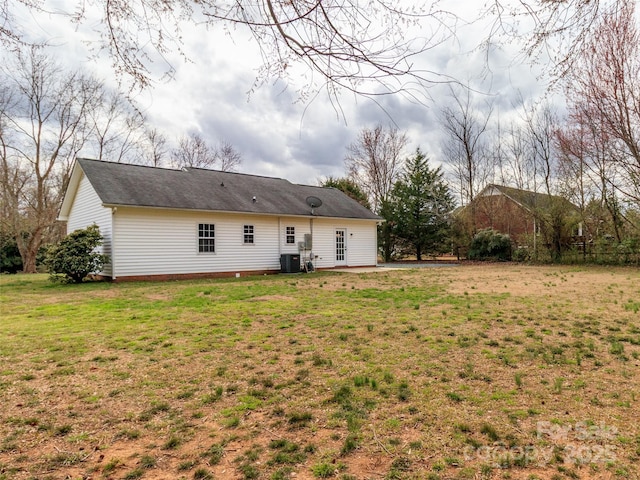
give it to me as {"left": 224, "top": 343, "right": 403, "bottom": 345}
{"left": 512, "top": 246, "right": 531, "bottom": 263}
{"left": 0, "top": 233, "right": 23, "bottom": 273}
{"left": 468, "top": 228, "right": 512, "bottom": 261}
{"left": 44, "top": 224, "right": 109, "bottom": 283}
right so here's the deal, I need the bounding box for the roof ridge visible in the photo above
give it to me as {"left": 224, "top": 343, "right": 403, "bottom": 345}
{"left": 491, "top": 183, "right": 555, "bottom": 197}
{"left": 185, "top": 165, "right": 289, "bottom": 182}
{"left": 77, "top": 157, "right": 182, "bottom": 173}
{"left": 78, "top": 157, "right": 293, "bottom": 183}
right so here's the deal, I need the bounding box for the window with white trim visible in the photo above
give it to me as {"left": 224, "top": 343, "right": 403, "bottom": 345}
{"left": 198, "top": 223, "right": 215, "bottom": 253}
{"left": 285, "top": 226, "right": 295, "bottom": 244}
{"left": 243, "top": 225, "right": 254, "bottom": 244}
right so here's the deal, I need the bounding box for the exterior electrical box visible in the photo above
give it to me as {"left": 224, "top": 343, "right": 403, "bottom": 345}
{"left": 304, "top": 233, "right": 312, "bottom": 249}
{"left": 280, "top": 254, "right": 300, "bottom": 273}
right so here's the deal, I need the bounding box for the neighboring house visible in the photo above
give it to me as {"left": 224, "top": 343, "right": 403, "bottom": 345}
{"left": 58, "top": 158, "right": 381, "bottom": 281}
{"left": 460, "top": 184, "right": 581, "bottom": 244}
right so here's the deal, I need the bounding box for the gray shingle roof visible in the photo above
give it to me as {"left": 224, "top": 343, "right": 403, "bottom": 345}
{"left": 483, "top": 184, "right": 579, "bottom": 213}
{"left": 76, "top": 158, "right": 380, "bottom": 220}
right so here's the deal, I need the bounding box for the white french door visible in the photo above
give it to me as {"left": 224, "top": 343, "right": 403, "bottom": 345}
{"left": 335, "top": 229, "right": 347, "bottom": 266}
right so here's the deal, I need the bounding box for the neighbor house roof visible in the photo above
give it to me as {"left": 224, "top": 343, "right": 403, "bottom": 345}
{"left": 477, "top": 184, "right": 579, "bottom": 213}
{"left": 59, "top": 158, "right": 381, "bottom": 221}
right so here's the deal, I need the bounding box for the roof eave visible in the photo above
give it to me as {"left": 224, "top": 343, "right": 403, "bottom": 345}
{"left": 103, "top": 203, "right": 380, "bottom": 221}
{"left": 57, "top": 161, "right": 84, "bottom": 221}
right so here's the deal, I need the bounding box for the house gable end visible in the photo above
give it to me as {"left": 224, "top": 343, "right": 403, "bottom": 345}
{"left": 58, "top": 162, "right": 86, "bottom": 221}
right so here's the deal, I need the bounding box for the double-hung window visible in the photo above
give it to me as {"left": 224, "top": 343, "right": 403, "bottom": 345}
{"left": 285, "top": 226, "right": 295, "bottom": 244}
{"left": 243, "top": 225, "right": 254, "bottom": 244}
{"left": 198, "top": 223, "right": 215, "bottom": 253}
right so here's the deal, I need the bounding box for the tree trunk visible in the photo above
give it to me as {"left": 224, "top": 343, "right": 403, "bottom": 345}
{"left": 20, "top": 243, "right": 39, "bottom": 273}
{"left": 17, "top": 230, "right": 42, "bottom": 273}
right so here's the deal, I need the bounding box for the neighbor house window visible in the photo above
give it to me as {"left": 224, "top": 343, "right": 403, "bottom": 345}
{"left": 198, "top": 223, "right": 215, "bottom": 253}
{"left": 286, "top": 226, "right": 295, "bottom": 244}
{"left": 243, "top": 225, "right": 254, "bottom": 244}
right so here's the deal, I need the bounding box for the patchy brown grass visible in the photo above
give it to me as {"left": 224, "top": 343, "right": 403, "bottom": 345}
{"left": 0, "top": 264, "right": 639, "bottom": 480}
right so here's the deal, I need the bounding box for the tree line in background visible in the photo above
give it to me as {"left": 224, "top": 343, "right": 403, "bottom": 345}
{"left": 329, "top": 0, "right": 640, "bottom": 263}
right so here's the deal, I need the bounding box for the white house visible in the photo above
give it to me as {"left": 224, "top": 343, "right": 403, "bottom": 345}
{"left": 58, "top": 159, "right": 381, "bottom": 281}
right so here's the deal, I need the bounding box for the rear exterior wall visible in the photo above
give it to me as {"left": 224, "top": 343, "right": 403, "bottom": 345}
{"left": 109, "top": 207, "right": 377, "bottom": 279}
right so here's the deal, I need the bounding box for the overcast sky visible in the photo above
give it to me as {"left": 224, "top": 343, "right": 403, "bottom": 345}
{"left": 16, "top": 1, "right": 551, "bottom": 185}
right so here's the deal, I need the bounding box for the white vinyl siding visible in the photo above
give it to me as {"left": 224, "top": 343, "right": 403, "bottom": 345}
{"left": 66, "top": 174, "right": 113, "bottom": 276}
{"left": 113, "top": 208, "right": 281, "bottom": 277}
{"left": 110, "top": 210, "right": 377, "bottom": 278}
{"left": 311, "top": 219, "right": 378, "bottom": 268}
{"left": 342, "top": 222, "right": 378, "bottom": 266}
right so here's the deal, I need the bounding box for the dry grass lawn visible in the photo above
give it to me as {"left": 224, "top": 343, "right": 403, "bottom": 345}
{"left": 0, "top": 264, "right": 639, "bottom": 480}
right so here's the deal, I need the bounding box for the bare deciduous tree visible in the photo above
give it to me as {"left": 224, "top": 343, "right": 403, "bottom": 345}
{"left": 90, "top": 90, "right": 146, "bottom": 163}
{"left": 504, "top": 121, "right": 536, "bottom": 192}
{"left": 216, "top": 140, "right": 241, "bottom": 173}
{"left": 556, "top": 106, "right": 626, "bottom": 242}
{"left": 171, "top": 133, "right": 242, "bottom": 171}
{"left": 0, "top": 46, "right": 103, "bottom": 272}
{"left": 172, "top": 133, "right": 216, "bottom": 170}
{"left": 565, "top": 0, "right": 640, "bottom": 205}
{"left": 143, "top": 128, "right": 168, "bottom": 167}
{"left": 488, "top": 0, "right": 623, "bottom": 84}
{"left": 344, "top": 124, "right": 408, "bottom": 213}
{"left": 523, "top": 102, "right": 559, "bottom": 197}
{"left": 439, "top": 86, "right": 493, "bottom": 211}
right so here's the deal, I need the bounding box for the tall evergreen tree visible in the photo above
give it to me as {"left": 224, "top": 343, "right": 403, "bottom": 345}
{"left": 321, "top": 176, "right": 371, "bottom": 210}
{"left": 388, "top": 148, "right": 455, "bottom": 260}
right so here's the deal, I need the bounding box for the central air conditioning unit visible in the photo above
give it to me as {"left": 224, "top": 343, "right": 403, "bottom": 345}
{"left": 280, "top": 254, "right": 300, "bottom": 273}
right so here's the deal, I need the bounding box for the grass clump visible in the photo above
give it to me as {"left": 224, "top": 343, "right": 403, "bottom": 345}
{"left": 203, "top": 443, "right": 225, "bottom": 465}
{"left": 271, "top": 467, "right": 294, "bottom": 480}
{"left": 341, "top": 433, "right": 359, "bottom": 456}
{"left": 193, "top": 468, "right": 213, "bottom": 479}
{"left": 139, "top": 401, "right": 170, "bottom": 421}
{"left": 139, "top": 455, "right": 156, "bottom": 468}
{"left": 268, "top": 438, "right": 305, "bottom": 465}
{"left": 163, "top": 436, "right": 182, "bottom": 450}
{"left": 480, "top": 424, "right": 500, "bottom": 442}
{"left": 178, "top": 460, "right": 197, "bottom": 470}
{"left": 312, "top": 462, "right": 335, "bottom": 478}
{"left": 124, "top": 468, "right": 144, "bottom": 480}
{"left": 287, "top": 411, "right": 312, "bottom": 427}
{"left": 102, "top": 458, "right": 121, "bottom": 474}
{"left": 446, "top": 391, "right": 463, "bottom": 402}
{"left": 397, "top": 380, "right": 411, "bottom": 401}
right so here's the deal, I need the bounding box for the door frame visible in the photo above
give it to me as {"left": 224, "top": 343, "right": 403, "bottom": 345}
{"left": 335, "top": 228, "right": 347, "bottom": 266}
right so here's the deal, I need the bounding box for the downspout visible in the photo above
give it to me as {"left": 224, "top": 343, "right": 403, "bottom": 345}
{"left": 111, "top": 207, "right": 117, "bottom": 281}
{"left": 310, "top": 217, "right": 314, "bottom": 269}
{"left": 278, "top": 217, "right": 282, "bottom": 257}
